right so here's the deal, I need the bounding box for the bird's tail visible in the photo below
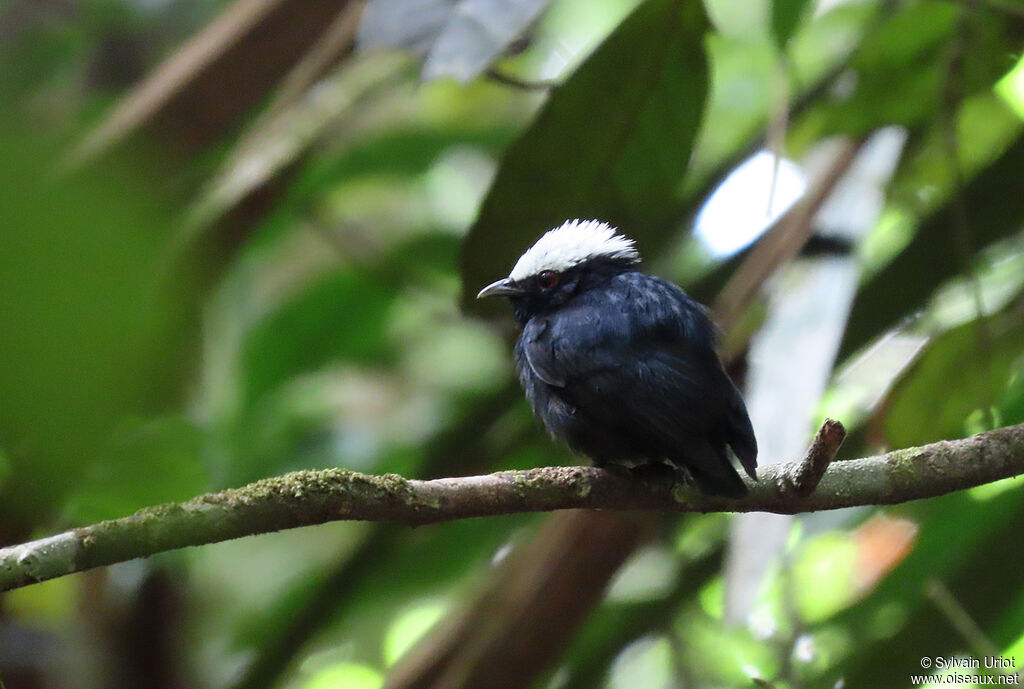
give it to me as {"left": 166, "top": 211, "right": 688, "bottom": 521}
{"left": 686, "top": 461, "right": 749, "bottom": 498}
{"left": 674, "top": 440, "right": 749, "bottom": 498}
{"left": 725, "top": 382, "right": 758, "bottom": 480}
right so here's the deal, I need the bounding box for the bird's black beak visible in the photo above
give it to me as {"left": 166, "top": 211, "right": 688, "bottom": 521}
{"left": 477, "top": 277, "right": 524, "bottom": 299}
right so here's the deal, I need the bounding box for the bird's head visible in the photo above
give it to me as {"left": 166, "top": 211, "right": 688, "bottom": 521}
{"left": 477, "top": 219, "right": 640, "bottom": 323}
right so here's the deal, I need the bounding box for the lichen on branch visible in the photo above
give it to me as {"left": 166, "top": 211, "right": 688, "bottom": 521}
{"left": 1, "top": 421, "right": 1023, "bottom": 593}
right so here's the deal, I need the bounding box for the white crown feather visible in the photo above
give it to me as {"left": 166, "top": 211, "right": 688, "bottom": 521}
{"left": 509, "top": 219, "right": 640, "bottom": 281}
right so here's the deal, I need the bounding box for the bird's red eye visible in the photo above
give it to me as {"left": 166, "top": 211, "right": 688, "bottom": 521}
{"left": 537, "top": 270, "right": 560, "bottom": 289}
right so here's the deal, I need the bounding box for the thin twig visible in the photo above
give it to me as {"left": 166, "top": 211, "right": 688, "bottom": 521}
{"left": 268, "top": 0, "right": 366, "bottom": 115}
{"left": 484, "top": 66, "right": 560, "bottom": 91}
{"left": 712, "top": 137, "right": 865, "bottom": 329}
{"left": 925, "top": 579, "right": 1014, "bottom": 677}
{"left": 786, "top": 419, "right": 847, "bottom": 496}
{"left": 946, "top": 0, "right": 1024, "bottom": 19}
{"left": 939, "top": 9, "right": 1001, "bottom": 430}
{"left": 66, "top": 0, "right": 285, "bottom": 166}
{"left": 1, "top": 422, "right": 1023, "bottom": 593}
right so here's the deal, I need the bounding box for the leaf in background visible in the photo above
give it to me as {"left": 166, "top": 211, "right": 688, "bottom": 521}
{"left": 829, "top": 489, "right": 1024, "bottom": 687}
{"left": 423, "top": 0, "right": 553, "bottom": 82}
{"left": 241, "top": 270, "right": 398, "bottom": 407}
{"left": 0, "top": 122, "right": 198, "bottom": 525}
{"left": 998, "top": 368, "right": 1024, "bottom": 428}
{"left": 358, "top": 0, "right": 455, "bottom": 55}
{"left": 841, "top": 131, "right": 1024, "bottom": 359}
{"left": 294, "top": 128, "right": 514, "bottom": 199}
{"left": 188, "top": 52, "right": 413, "bottom": 232}
{"left": 71, "top": 0, "right": 359, "bottom": 162}
{"left": 358, "top": 0, "right": 554, "bottom": 82}
{"left": 460, "top": 0, "right": 710, "bottom": 311}
{"left": 63, "top": 416, "right": 209, "bottom": 523}
{"left": 880, "top": 306, "right": 1024, "bottom": 450}
{"left": 770, "top": 0, "right": 812, "bottom": 52}
{"left": 821, "top": 3, "right": 1016, "bottom": 136}
{"left": 817, "top": 2, "right": 955, "bottom": 135}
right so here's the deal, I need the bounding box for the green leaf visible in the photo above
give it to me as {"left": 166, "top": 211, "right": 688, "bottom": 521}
{"left": 881, "top": 307, "right": 1024, "bottom": 450}
{"left": 997, "top": 369, "right": 1024, "bottom": 428}
{"left": 188, "top": 53, "right": 413, "bottom": 231}
{"left": 0, "top": 119, "right": 198, "bottom": 522}
{"left": 359, "top": 0, "right": 556, "bottom": 82}
{"left": 383, "top": 598, "right": 447, "bottom": 665}
{"left": 841, "top": 131, "right": 1024, "bottom": 359}
{"left": 294, "top": 128, "right": 514, "bottom": 203}
{"left": 830, "top": 489, "right": 1024, "bottom": 687}
{"left": 770, "top": 0, "right": 812, "bottom": 52}
{"left": 301, "top": 662, "right": 382, "bottom": 689}
{"left": 242, "top": 270, "right": 398, "bottom": 406}
{"left": 460, "top": 0, "right": 710, "bottom": 311}
{"left": 63, "top": 416, "right": 209, "bottom": 523}
{"left": 820, "top": 2, "right": 956, "bottom": 134}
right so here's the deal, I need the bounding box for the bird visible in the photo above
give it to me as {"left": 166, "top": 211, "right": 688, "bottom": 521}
{"left": 476, "top": 219, "right": 758, "bottom": 497}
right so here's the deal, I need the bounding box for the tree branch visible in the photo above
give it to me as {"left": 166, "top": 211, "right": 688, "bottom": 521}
{"left": 783, "top": 418, "right": 847, "bottom": 496}
{"left": 2, "top": 422, "right": 1023, "bottom": 593}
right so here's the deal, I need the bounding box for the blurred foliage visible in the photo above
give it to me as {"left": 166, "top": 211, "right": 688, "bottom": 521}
{"left": 460, "top": 0, "right": 710, "bottom": 312}
{"left": 770, "top": 0, "right": 814, "bottom": 52}
{"left": 359, "top": 0, "right": 556, "bottom": 82}
{"left": 0, "top": 0, "right": 1023, "bottom": 688}
{"left": 883, "top": 298, "right": 1024, "bottom": 449}
{"left": 0, "top": 116, "right": 198, "bottom": 525}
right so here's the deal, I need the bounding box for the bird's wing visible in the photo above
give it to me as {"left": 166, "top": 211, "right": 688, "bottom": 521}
{"left": 521, "top": 274, "right": 757, "bottom": 493}
{"left": 528, "top": 275, "right": 728, "bottom": 441}
{"left": 520, "top": 317, "right": 567, "bottom": 387}
{"left": 724, "top": 380, "right": 758, "bottom": 478}
{"left": 568, "top": 338, "right": 727, "bottom": 441}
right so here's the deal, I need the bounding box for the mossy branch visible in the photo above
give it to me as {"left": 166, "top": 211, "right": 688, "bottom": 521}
{"left": 2, "top": 421, "right": 1023, "bottom": 593}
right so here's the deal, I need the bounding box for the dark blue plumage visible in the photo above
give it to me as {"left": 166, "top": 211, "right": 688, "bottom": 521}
{"left": 478, "top": 220, "right": 757, "bottom": 497}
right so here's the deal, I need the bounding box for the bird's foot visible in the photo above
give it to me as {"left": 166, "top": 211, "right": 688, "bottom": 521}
{"left": 627, "top": 462, "right": 680, "bottom": 491}
{"left": 598, "top": 463, "right": 635, "bottom": 480}
{"left": 594, "top": 462, "right": 682, "bottom": 493}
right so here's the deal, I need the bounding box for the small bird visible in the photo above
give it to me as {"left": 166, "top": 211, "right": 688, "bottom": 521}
{"left": 477, "top": 219, "right": 757, "bottom": 497}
